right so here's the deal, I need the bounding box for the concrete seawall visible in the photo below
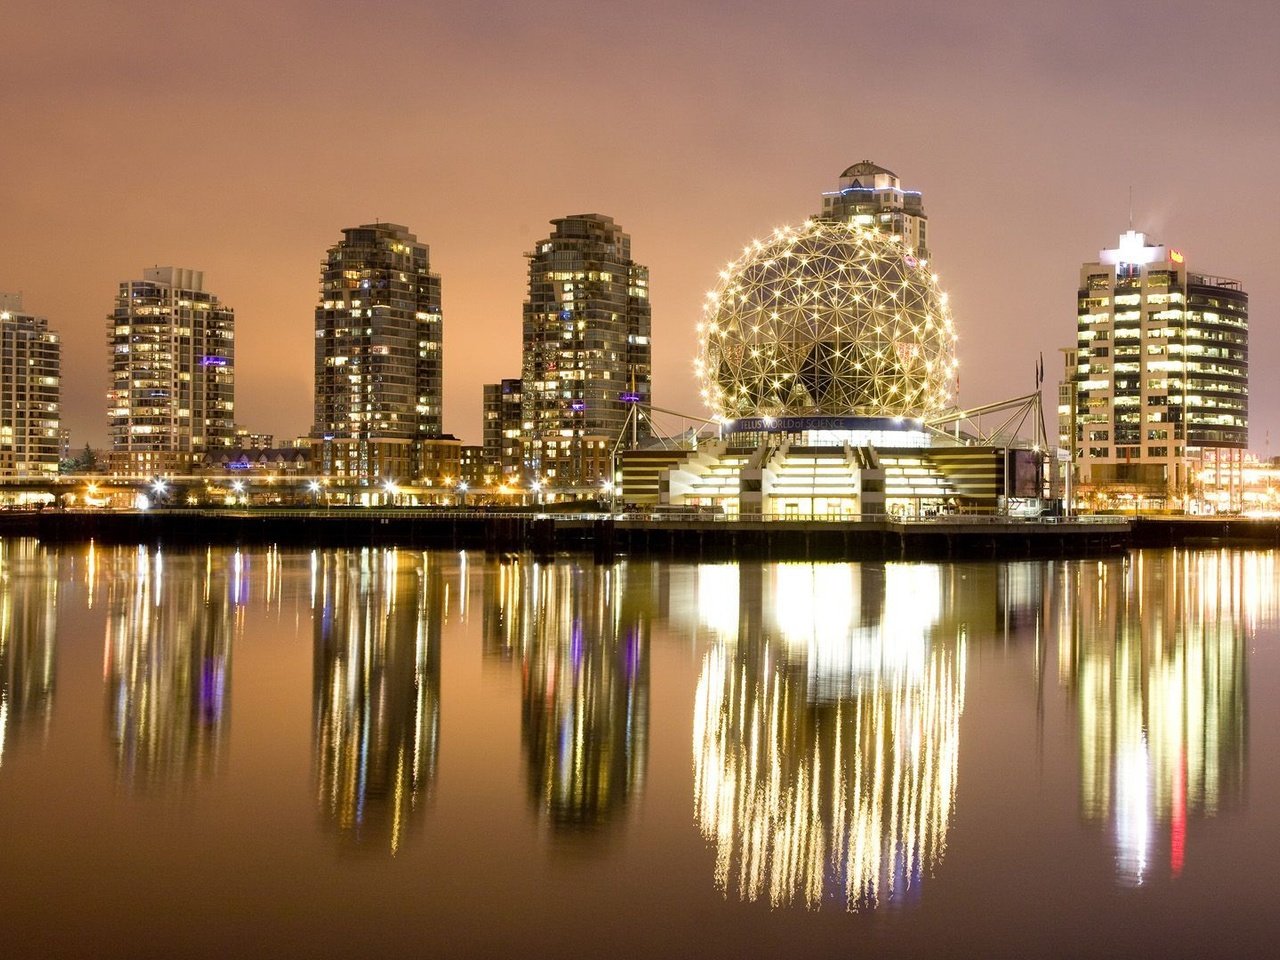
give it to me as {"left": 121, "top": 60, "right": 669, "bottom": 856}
{"left": 1130, "top": 516, "right": 1280, "bottom": 548}
{"left": 0, "top": 510, "right": 1132, "bottom": 562}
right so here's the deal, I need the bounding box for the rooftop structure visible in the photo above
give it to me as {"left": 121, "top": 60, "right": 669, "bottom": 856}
{"left": 819, "top": 160, "right": 930, "bottom": 260}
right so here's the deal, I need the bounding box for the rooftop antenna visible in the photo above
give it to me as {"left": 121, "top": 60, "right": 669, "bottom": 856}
{"left": 1128, "top": 186, "right": 1133, "bottom": 230}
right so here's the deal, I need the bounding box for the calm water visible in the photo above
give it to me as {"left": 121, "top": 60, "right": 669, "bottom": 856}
{"left": 1, "top": 539, "right": 1278, "bottom": 958}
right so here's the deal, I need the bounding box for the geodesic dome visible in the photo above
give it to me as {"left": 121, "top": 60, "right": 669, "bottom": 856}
{"left": 696, "top": 220, "right": 957, "bottom": 419}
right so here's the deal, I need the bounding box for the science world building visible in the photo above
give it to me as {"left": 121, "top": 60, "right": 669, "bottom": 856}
{"left": 621, "top": 172, "right": 1047, "bottom": 518}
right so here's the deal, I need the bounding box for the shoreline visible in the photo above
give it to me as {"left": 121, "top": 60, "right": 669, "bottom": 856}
{"left": 3, "top": 510, "right": 1277, "bottom": 560}
{"left": 0, "top": 508, "right": 1140, "bottom": 562}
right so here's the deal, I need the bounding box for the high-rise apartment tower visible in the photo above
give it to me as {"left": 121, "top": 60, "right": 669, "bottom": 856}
{"left": 0, "top": 293, "right": 61, "bottom": 477}
{"left": 107, "top": 268, "right": 234, "bottom": 475}
{"left": 312, "top": 223, "right": 443, "bottom": 485}
{"left": 1068, "top": 230, "right": 1248, "bottom": 508}
{"left": 521, "top": 214, "right": 651, "bottom": 488}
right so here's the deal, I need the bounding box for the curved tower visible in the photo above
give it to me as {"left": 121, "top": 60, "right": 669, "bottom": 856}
{"left": 521, "top": 214, "right": 651, "bottom": 489}
{"left": 312, "top": 223, "right": 443, "bottom": 487}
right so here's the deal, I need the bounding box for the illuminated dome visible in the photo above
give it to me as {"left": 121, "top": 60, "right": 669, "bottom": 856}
{"left": 697, "top": 220, "right": 958, "bottom": 419}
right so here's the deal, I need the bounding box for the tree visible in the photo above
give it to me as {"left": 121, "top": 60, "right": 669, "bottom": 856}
{"left": 59, "top": 443, "right": 98, "bottom": 475}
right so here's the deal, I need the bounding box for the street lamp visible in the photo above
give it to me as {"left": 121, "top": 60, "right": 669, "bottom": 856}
{"left": 457, "top": 481, "right": 468, "bottom": 508}
{"left": 531, "top": 479, "right": 543, "bottom": 506}
{"left": 382, "top": 478, "right": 398, "bottom": 506}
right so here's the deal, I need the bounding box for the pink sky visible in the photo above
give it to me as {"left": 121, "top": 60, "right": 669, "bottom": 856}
{"left": 4, "top": 1, "right": 1278, "bottom": 452}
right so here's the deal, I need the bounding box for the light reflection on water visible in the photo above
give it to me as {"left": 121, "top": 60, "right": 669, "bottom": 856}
{"left": 0, "top": 539, "right": 1276, "bottom": 953}
{"left": 483, "top": 560, "right": 649, "bottom": 842}
{"left": 1057, "top": 551, "right": 1261, "bottom": 885}
{"left": 691, "top": 563, "right": 965, "bottom": 911}
{"left": 0, "top": 539, "right": 57, "bottom": 770}
{"left": 102, "top": 546, "right": 236, "bottom": 790}
{"left": 311, "top": 548, "right": 441, "bottom": 855}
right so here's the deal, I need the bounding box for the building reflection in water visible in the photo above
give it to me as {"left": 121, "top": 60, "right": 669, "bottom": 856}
{"left": 481, "top": 558, "right": 521, "bottom": 665}
{"left": 312, "top": 549, "right": 441, "bottom": 855}
{"left": 103, "top": 546, "right": 236, "bottom": 790}
{"left": 484, "top": 559, "right": 649, "bottom": 838}
{"left": 692, "top": 562, "right": 965, "bottom": 911}
{"left": 0, "top": 539, "right": 59, "bottom": 770}
{"left": 1059, "top": 550, "right": 1263, "bottom": 885}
